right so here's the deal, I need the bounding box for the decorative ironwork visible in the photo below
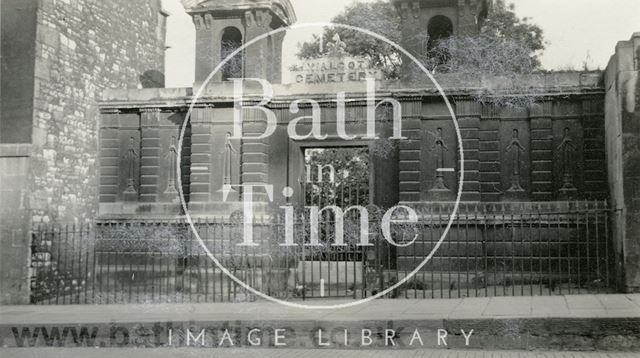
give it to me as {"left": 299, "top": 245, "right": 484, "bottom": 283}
{"left": 29, "top": 201, "right": 617, "bottom": 304}
{"left": 124, "top": 137, "right": 138, "bottom": 194}
{"left": 505, "top": 129, "right": 525, "bottom": 192}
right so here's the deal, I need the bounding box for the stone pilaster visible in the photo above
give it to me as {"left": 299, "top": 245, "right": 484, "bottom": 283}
{"left": 189, "top": 106, "right": 214, "bottom": 206}
{"left": 241, "top": 105, "right": 271, "bottom": 202}
{"left": 398, "top": 98, "right": 421, "bottom": 202}
{"left": 397, "top": 1, "right": 422, "bottom": 82}
{"left": 139, "top": 108, "right": 161, "bottom": 203}
{"left": 99, "top": 109, "right": 121, "bottom": 204}
{"left": 582, "top": 96, "right": 608, "bottom": 200}
{"left": 193, "top": 13, "right": 216, "bottom": 85}
{"left": 243, "top": 10, "right": 272, "bottom": 80}
{"left": 456, "top": 99, "right": 481, "bottom": 202}
{"left": 479, "top": 105, "right": 501, "bottom": 201}
{"left": 530, "top": 101, "right": 554, "bottom": 201}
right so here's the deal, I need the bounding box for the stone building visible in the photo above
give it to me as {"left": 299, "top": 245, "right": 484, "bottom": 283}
{"left": 0, "top": 0, "right": 168, "bottom": 304}
{"left": 1, "top": 0, "right": 638, "bottom": 305}
{"left": 93, "top": 0, "right": 639, "bottom": 298}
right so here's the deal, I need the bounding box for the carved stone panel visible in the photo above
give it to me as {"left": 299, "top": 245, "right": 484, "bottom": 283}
{"left": 158, "top": 112, "right": 187, "bottom": 204}
{"left": 209, "top": 109, "right": 241, "bottom": 203}
{"left": 421, "top": 120, "right": 457, "bottom": 201}
{"left": 118, "top": 131, "right": 141, "bottom": 202}
{"left": 500, "top": 121, "right": 530, "bottom": 201}
{"left": 552, "top": 119, "right": 584, "bottom": 199}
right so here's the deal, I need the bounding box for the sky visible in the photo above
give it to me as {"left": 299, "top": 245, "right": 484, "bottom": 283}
{"left": 161, "top": 0, "right": 640, "bottom": 88}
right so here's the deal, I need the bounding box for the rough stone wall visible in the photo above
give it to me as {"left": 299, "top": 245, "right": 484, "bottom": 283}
{"left": 30, "top": 0, "right": 167, "bottom": 223}
{"left": 605, "top": 33, "right": 640, "bottom": 292}
{"left": 0, "top": 145, "right": 32, "bottom": 304}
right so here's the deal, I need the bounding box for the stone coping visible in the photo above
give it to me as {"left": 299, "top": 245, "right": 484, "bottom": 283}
{"left": 182, "top": 0, "right": 297, "bottom": 25}
{"left": 99, "top": 71, "right": 604, "bottom": 107}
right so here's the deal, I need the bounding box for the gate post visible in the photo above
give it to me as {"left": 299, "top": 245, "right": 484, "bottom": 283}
{"left": 604, "top": 33, "right": 640, "bottom": 292}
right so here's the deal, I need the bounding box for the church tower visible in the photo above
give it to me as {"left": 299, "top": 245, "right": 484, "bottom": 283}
{"left": 392, "top": 0, "right": 491, "bottom": 56}
{"left": 182, "top": 0, "right": 297, "bottom": 85}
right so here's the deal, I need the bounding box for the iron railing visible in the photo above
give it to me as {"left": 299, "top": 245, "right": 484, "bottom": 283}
{"left": 30, "top": 201, "right": 618, "bottom": 304}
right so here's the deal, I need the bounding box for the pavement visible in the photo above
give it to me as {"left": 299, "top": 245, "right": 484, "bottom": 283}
{"left": 3, "top": 294, "right": 640, "bottom": 324}
{"left": 1, "top": 294, "right": 639, "bottom": 352}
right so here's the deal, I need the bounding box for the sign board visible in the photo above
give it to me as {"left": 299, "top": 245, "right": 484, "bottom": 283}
{"left": 288, "top": 34, "right": 383, "bottom": 84}
{"left": 289, "top": 57, "right": 383, "bottom": 84}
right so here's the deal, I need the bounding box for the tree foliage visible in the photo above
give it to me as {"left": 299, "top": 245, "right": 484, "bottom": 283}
{"left": 297, "top": 1, "right": 403, "bottom": 78}
{"left": 297, "top": 0, "right": 546, "bottom": 77}
{"left": 481, "top": 0, "right": 545, "bottom": 68}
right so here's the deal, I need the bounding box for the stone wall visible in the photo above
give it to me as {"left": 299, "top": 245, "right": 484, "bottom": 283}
{"left": 29, "top": 0, "right": 167, "bottom": 223}
{"left": 98, "top": 72, "right": 609, "bottom": 219}
{"left": 605, "top": 33, "right": 640, "bottom": 292}
{"left": 0, "top": 0, "right": 39, "bottom": 143}
{"left": 0, "top": 145, "right": 32, "bottom": 304}
{"left": 0, "top": 0, "right": 167, "bottom": 304}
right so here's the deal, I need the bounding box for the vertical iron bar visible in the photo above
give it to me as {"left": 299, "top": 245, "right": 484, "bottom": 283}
{"left": 82, "top": 224, "right": 89, "bottom": 304}
{"left": 575, "top": 202, "right": 581, "bottom": 293}
{"left": 566, "top": 205, "right": 572, "bottom": 295}
{"left": 474, "top": 206, "right": 480, "bottom": 298}
{"left": 212, "top": 218, "right": 218, "bottom": 302}
{"left": 527, "top": 210, "right": 533, "bottom": 296}
{"left": 585, "top": 202, "right": 591, "bottom": 289}
{"left": 61, "top": 224, "right": 69, "bottom": 304}
{"left": 72, "top": 223, "right": 78, "bottom": 304}
{"left": 464, "top": 207, "right": 470, "bottom": 298}
{"left": 128, "top": 224, "right": 133, "bottom": 303}
{"left": 204, "top": 219, "right": 209, "bottom": 302}
{"left": 604, "top": 201, "right": 611, "bottom": 292}
{"left": 106, "top": 224, "right": 111, "bottom": 304}
{"left": 509, "top": 209, "right": 514, "bottom": 297}
{"left": 556, "top": 212, "right": 563, "bottom": 295}
{"left": 431, "top": 205, "right": 437, "bottom": 299}
{"left": 595, "top": 201, "right": 601, "bottom": 293}
{"left": 438, "top": 205, "right": 444, "bottom": 299}
{"left": 493, "top": 205, "right": 499, "bottom": 297}
{"left": 546, "top": 211, "right": 552, "bottom": 295}
{"left": 519, "top": 210, "right": 524, "bottom": 296}
{"left": 508, "top": 209, "right": 514, "bottom": 297}
{"left": 537, "top": 205, "right": 542, "bottom": 295}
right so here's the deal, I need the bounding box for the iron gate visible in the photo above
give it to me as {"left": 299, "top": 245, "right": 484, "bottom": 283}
{"left": 299, "top": 147, "right": 371, "bottom": 298}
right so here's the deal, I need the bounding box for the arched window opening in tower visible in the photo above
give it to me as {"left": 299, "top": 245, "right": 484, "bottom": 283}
{"left": 221, "top": 27, "right": 243, "bottom": 81}
{"left": 427, "top": 15, "right": 454, "bottom": 50}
